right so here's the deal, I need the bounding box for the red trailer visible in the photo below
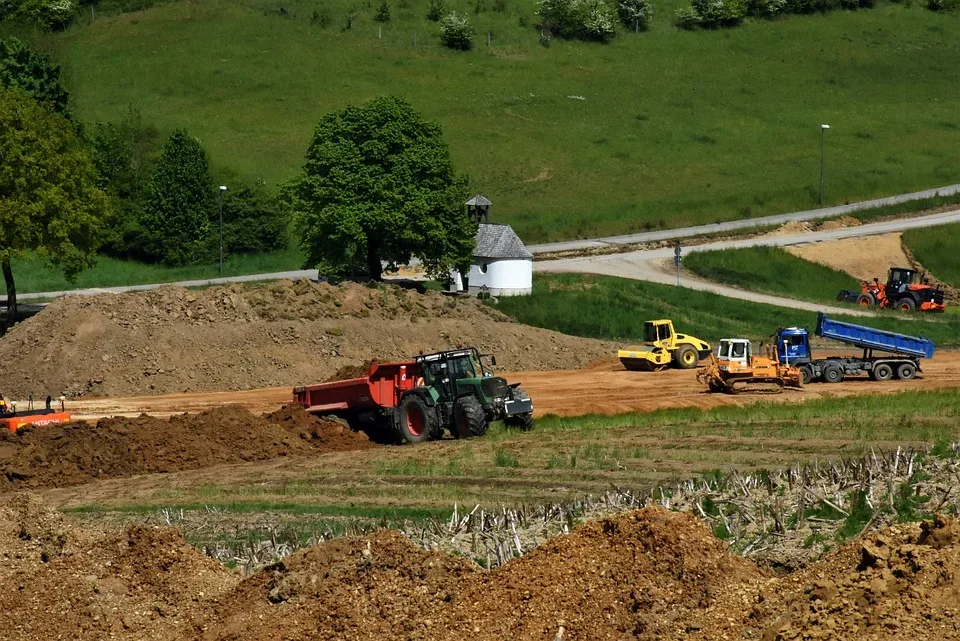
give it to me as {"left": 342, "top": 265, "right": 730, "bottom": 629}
{"left": 293, "top": 360, "right": 423, "bottom": 441}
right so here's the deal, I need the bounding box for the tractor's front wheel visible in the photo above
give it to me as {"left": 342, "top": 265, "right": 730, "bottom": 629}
{"left": 505, "top": 412, "right": 534, "bottom": 430}
{"left": 453, "top": 396, "right": 489, "bottom": 439}
{"left": 397, "top": 396, "right": 436, "bottom": 444}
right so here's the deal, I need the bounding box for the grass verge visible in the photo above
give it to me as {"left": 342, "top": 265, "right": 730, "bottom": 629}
{"left": 903, "top": 221, "right": 960, "bottom": 288}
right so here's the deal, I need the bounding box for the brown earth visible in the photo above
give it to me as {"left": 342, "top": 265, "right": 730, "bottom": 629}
{"left": 3, "top": 494, "right": 960, "bottom": 641}
{"left": 65, "top": 351, "right": 960, "bottom": 422}
{"left": 0, "top": 279, "right": 614, "bottom": 399}
{"left": 0, "top": 405, "right": 372, "bottom": 490}
{"left": 786, "top": 232, "right": 913, "bottom": 282}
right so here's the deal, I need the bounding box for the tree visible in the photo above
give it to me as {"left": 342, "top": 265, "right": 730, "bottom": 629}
{"left": 0, "top": 88, "right": 107, "bottom": 324}
{"left": 439, "top": 11, "right": 475, "bottom": 50}
{"left": 140, "top": 129, "right": 215, "bottom": 265}
{"left": 283, "top": 96, "right": 475, "bottom": 281}
{"left": 219, "top": 182, "right": 288, "bottom": 256}
{"left": 0, "top": 37, "right": 69, "bottom": 116}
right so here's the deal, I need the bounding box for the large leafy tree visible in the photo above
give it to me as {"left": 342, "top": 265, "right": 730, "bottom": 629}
{"left": 141, "top": 129, "right": 214, "bottom": 265}
{"left": 0, "top": 37, "right": 69, "bottom": 116}
{"left": 0, "top": 88, "right": 107, "bottom": 324}
{"left": 283, "top": 96, "right": 475, "bottom": 280}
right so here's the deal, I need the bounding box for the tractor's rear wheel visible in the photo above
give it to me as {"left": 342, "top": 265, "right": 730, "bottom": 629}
{"left": 396, "top": 396, "right": 436, "bottom": 444}
{"left": 673, "top": 345, "right": 699, "bottom": 370}
{"left": 898, "top": 298, "right": 916, "bottom": 312}
{"left": 453, "top": 396, "right": 488, "bottom": 439}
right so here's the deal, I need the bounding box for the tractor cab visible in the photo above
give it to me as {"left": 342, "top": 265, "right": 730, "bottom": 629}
{"left": 717, "top": 338, "right": 752, "bottom": 367}
{"left": 774, "top": 327, "right": 812, "bottom": 365}
{"left": 888, "top": 267, "right": 925, "bottom": 291}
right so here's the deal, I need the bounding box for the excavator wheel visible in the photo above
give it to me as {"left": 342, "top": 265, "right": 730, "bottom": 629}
{"left": 857, "top": 293, "right": 876, "bottom": 307}
{"left": 673, "top": 345, "right": 699, "bottom": 370}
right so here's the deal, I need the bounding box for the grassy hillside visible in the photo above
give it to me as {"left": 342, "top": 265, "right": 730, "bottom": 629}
{"left": 903, "top": 222, "right": 960, "bottom": 288}
{"left": 20, "top": 0, "right": 960, "bottom": 242}
{"left": 683, "top": 245, "right": 860, "bottom": 305}
{"left": 492, "top": 273, "right": 960, "bottom": 346}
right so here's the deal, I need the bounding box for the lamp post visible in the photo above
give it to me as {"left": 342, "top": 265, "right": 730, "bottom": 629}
{"left": 218, "top": 185, "right": 227, "bottom": 274}
{"left": 819, "top": 124, "right": 830, "bottom": 206}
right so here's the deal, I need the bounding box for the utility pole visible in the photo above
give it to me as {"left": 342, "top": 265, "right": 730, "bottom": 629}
{"left": 819, "top": 124, "right": 830, "bottom": 206}
{"left": 218, "top": 185, "right": 227, "bottom": 274}
{"left": 674, "top": 242, "right": 682, "bottom": 286}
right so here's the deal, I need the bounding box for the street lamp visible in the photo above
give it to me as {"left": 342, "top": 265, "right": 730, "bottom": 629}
{"left": 819, "top": 124, "right": 830, "bottom": 206}
{"left": 218, "top": 185, "right": 227, "bottom": 274}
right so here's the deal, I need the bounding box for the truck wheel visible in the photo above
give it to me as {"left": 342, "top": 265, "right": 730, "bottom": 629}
{"left": 895, "top": 363, "right": 917, "bottom": 380}
{"left": 673, "top": 345, "right": 699, "bottom": 369}
{"left": 453, "top": 396, "right": 488, "bottom": 439}
{"left": 871, "top": 363, "right": 893, "bottom": 382}
{"left": 505, "top": 412, "right": 534, "bottom": 430}
{"left": 822, "top": 363, "right": 844, "bottom": 383}
{"left": 799, "top": 364, "right": 815, "bottom": 385}
{"left": 397, "top": 396, "right": 435, "bottom": 444}
{"left": 857, "top": 293, "right": 876, "bottom": 307}
{"left": 898, "top": 298, "right": 916, "bottom": 312}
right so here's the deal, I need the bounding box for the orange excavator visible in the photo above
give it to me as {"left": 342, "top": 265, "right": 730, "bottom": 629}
{"left": 0, "top": 395, "right": 71, "bottom": 433}
{"left": 837, "top": 267, "right": 945, "bottom": 313}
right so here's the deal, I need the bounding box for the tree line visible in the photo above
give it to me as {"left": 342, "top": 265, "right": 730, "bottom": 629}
{"left": 0, "top": 37, "right": 476, "bottom": 323}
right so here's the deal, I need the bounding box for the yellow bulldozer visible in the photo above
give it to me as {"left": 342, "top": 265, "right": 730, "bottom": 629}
{"left": 698, "top": 338, "right": 803, "bottom": 393}
{"left": 618, "top": 319, "right": 712, "bottom": 371}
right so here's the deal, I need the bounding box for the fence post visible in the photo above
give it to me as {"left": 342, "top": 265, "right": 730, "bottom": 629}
{"left": 487, "top": 31, "right": 491, "bottom": 46}
{"left": 413, "top": 32, "right": 417, "bottom": 45}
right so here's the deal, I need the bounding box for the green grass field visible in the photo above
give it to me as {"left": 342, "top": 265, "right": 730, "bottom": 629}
{"left": 0, "top": 245, "right": 303, "bottom": 295}
{"left": 683, "top": 245, "right": 860, "bottom": 305}
{"left": 492, "top": 273, "right": 960, "bottom": 346}
{"left": 15, "top": 0, "right": 959, "bottom": 242}
{"left": 903, "top": 222, "right": 960, "bottom": 288}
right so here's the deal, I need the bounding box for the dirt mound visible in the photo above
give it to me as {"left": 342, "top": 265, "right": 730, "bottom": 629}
{"left": 0, "top": 493, "right": 236, "bottom": 641}
{"left": 817, "top": 214, "right": 862, "bottom": 231}
{"left": 205, "top": 508, "right": 763, "bottom": 641}
{"left": 324, "top": 359, "right": 378, "bottom": 382}
{"left": 0, "top": 280, "right": 614, "bottom": 398}
{"left": 0, "top": 405, "right": 372, "bottom": 490}
{"left": 786, "top": 232, "right": 913, "bottom": 282}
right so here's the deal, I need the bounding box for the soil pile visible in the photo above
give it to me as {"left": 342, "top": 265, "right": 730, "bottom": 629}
{"left": 0, "top": 405, "right": 372, "bottom": 489}
{"left": 0, "top": 493, "right": 237, "bottom": 641}
{"left": 0, "top": 280, "right": 614, "bottom": 398}
{"left": 3, "top": 499, "right": 960, "bottom": 641}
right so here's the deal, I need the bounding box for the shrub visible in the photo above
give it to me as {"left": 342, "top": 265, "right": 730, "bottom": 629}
{"left": 6, "top": 0, "right": 76, "bottom": 29}
{"left": 617, "top": 0, "right": 653, "bottom": 28}
{"left": 494, "top": 0, "right": 508, "bottom": 11}
{"left": 746, "top": 0, "right": 786, "bottom": 16}
{"left": 537, "top": 0, "right": 618, "bottom": 40}
{"left": 927, "top": 0, "right": 958, "bottom": 9}
{"left": 673, "top": 5, "right": 700, "bottom": 27}
{"left": 439, "top": 11, "right": 474, "bottom": 49}
{"left": 677, "top": 0, "right": 745, "bottom": 28}
{"left": 426, "top": 0, "right": 445, "bottom": 20}
{"left": 375, "top": 0, "right": 390, "bottom": 21}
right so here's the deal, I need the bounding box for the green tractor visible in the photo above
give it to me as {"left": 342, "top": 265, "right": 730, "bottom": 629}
{"left": 396, "top": 347, "right": 534, "bottom": 442}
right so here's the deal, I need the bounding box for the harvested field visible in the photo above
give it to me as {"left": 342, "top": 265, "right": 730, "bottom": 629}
{"left": 0, "top": 405, "right": 372, "bottom": 490}
{"left": 0, "top": 280, "right": 614, "bottom": 398}
{"left": 3, "top": 492, "right": 960, "bottom": 641}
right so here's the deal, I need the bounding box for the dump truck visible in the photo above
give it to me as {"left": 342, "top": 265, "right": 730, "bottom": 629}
{"left": 698, "top": 338, "right": 803, "bottom": 393}
{"left": 773, "top": 312, "right": 934, "bottom": 384}
{"left": 837, "top": 267, "right": 945, "bottom": 313}
{"left": 293, "top": 348, "right": 534, "bottom": 444}
{"left": 618, "top": 319, "right": 712, "bottom": 371}
{"left": 0, "top": 395, "right": 70, "bottom": 432}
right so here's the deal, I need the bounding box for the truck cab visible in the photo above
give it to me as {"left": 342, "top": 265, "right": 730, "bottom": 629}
{"left": 775, "top": 327, "right": 812, "bottom": 364}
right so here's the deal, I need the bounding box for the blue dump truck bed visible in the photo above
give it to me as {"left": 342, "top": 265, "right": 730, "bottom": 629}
{"left": 816, "top": 312, "right": 935, "bottom": 359}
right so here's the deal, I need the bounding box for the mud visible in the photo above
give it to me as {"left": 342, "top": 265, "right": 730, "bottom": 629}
{"left": 0, "top": 405, "right": 372, "bottom": 489}
{"left": 0, "top": 280, "right": 614, "bottom": 398}
{"left": 3, "top": 495, "right": 960, "bottom": 641}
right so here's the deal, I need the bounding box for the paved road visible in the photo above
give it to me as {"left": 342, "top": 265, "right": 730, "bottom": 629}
{"left": 537, "top": 208, "right": 960, "bottom": 316}
{"left": 526, "top": 183, "right": 960, "bottom": 254}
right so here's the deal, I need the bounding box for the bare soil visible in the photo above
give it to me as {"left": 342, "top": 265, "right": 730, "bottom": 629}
{"left": 3, "top": 494, "right": 960, "bottom": 641}
{"left": 0, "top": 405, "right": 372, "bottom": 490}
{"left": 786, "top": 232, "right": 913, "bottom": 282}
{"left": 0, "top": 280, "right": 615, "bottom": 399}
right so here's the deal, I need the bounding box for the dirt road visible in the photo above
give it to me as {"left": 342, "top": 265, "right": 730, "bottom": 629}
{"left": 66, "top": 351, "right": 960, "bottom": 421}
